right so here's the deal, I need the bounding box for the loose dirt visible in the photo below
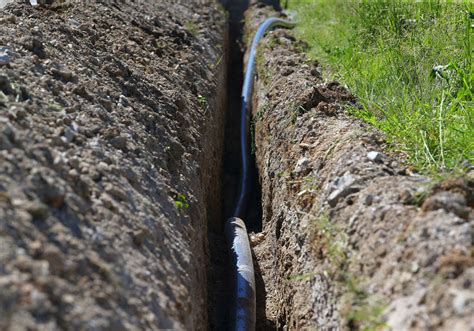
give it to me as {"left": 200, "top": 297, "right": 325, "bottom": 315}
{"left": 0, "top": 1, "right": 227, "bottom": 329}
{"left": 246, "top": 1, "right": 474, "bottom": 330}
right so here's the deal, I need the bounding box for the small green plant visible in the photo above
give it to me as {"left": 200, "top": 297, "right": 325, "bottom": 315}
{"left": 291, "top": 105, "right": 308, "bottom": 124}
{"left": 287, "top": 271, "right": 317, "bottom": 282}
{"left": 341, "top": 276, "right": 387, "bottom": 331}
{"left": 302, "top": 175, "right": 319, "bottom": 192}
{"left": 184, "top": 21, "right": 199, "bottom": 37}
{"left": 197, "top": 94, "right": 207, "bottom": 108}
{"left": 175, "top": 193, "right": 189, "bottom": 210}
{"left": 308, "top": 212, "right": 348, "bottom": 271}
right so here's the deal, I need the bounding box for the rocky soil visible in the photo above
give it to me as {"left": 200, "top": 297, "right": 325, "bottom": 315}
{"left": 246, "top": 1, "right": 474, "bottom": 330}
{"left": 0, "top": 0, "right": 227, "bottom": 329}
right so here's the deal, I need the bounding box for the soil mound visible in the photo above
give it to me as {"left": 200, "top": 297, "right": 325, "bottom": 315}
{"left": 0, "top": 1, "right": 227, "bottom": 329}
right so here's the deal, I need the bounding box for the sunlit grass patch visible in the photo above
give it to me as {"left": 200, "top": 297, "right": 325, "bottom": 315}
{"left": 288, "top": 0, "right": 473, "bottom": 172}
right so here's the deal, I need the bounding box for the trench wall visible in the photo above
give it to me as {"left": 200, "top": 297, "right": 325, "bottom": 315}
{"left": 245, "top": 2, "right": 474, "bottom": 330}
{"left": 0, "top": 1, "right": 227, "bottom": 329}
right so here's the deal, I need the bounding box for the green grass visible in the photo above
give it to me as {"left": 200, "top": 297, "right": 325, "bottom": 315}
{"left": 287, "top": 0, "right": 473, "bottom": 172}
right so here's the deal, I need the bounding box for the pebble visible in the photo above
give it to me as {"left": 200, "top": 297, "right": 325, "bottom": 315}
{"left": 367, "top": 151, "right": 383, "bottom": 162}
{"left": 0, "top": 74, "right": 13, "bottom": 94}
{"left": 105, "top": 183, "right": 128, "bottom": 202}
{"left": 97, "top": 162, "right": 109, "bottom": 172}
{"left": 327, "top": 174, "right": 360, "bottom": 207}
{"left": 52, "top": 67, "right": 77, "bottom": 83}
{"left": 450, "top": 289, "right": 474, "bottom": 314}
{"left": 24, "top": 200, "right": 49, "bottom": 220}
{"left": 118, "top": 95, "right": 129, "bottom": 107}
{"left": 294, "top": 157, "right": 310, "bottom": 174}
{"left": 250, "top": 232, "right": 266, "bottom": 246}
{"left": 363, "top": 194, "right": 374, "bottom": 206}
{"left": 42, "top": 245, "right": 64, "bottom": 274}
{"left": 0, "top": 46, "right": 13, "bottom": 65}
{"left": 108, "top": 135, "right": 128, "bottom": 150}
{"left": 64, "top": 127, "right": 75, "bottom": 142}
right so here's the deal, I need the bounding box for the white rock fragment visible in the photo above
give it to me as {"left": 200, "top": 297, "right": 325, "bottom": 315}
{"left": 367, "top": 151, "right": 383, "bottom": 162}
{"left": 327, "top": 173, "right": 360, "bottom": 207}
{"left": 294, "top": 157, "right": 310, "bottom": 174}
{"left": 450, "top": 289, "right": 474, "bottom": 314}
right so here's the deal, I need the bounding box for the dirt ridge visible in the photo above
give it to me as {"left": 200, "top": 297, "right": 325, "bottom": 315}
{"left": 245, "top": 2, "right": 474, "bottom": 330}
{"left": 0, "top": 1, "right": 227, "bottom": 329}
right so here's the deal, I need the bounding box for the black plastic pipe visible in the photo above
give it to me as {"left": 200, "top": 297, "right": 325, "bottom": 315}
{"left": 226, "top": 17, "right": 295, "bottom": 331}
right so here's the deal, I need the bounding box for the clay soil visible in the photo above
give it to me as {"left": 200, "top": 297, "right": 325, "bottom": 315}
{"left": 0, "top": 1, "right": 227, "bottom": 329}
{"left": 246, "top": 1, "right": 474, "bottom": 330}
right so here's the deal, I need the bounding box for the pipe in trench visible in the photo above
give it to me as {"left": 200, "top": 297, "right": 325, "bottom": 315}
{"left": 225, "top": 17, "right": 295, "bottom": 331}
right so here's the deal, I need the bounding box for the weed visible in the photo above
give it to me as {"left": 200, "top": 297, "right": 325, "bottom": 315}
{"left": 209, "top": 54, "right": 223, "bottom": 71}
{"left": 309, "top": 212, "right": 348, "bottom": 271}
{"left": 197, "top": 94, "right": 207, "bottom": 108}
{"left": 287, "top": 271, "right": 317, "bottom": 282}
{"left": 302, "top": 175, "right": 319, "bottom": 192}
{"left": 175, "top": 193, "right": 189, "bottom": 210}
{"left": 288, "top": 0, "right": 474, "bottom": 173}
{"left": 184, "top": 21, "right": 199, "bottom": 37}
{"left": 291, "top": 105, "right": 308, "bottom": 124}
{"left": 340, "top": 275, "right": 387, "bottom": 331}
{"left": 251, "top": 100, "right": 273, "bottom": 155}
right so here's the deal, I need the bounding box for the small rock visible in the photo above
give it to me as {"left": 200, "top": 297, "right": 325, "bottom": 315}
{"left": 64, "top": 127, "right": 75, "bottom": 142}
{"left": 30, "top": 289, "right": 50, "bottom": 313}
{"left": 294, "top": 157, "right": 310, "bottom": 175}
{"left": 367, "top": 151, "right": 383, "bottom": 162}
{"left": 68, "top": 169, "right": 79, "bottom": 178}
{"left": 250, "top": 232, "right": 266, "bottom": 247}
{"left": 327, "top": 174, "right": 361, "bottom": 207}
{"left": 30, "top": 38, "right": 46, "bottom": 58}
{"left": 42, "top": 245, "right": 64, "bottom": 274}
{"left": 450, "top": 289, "right": 474, "bottom": 314}
{"left": 118, "top": 95, "right": 129, "bottom": 107}
{"left": 0, "top": 47, "right": 13, "bottom": 65}
{"left": 105, "top": 183, "right": 128, "bottom": 202}
{"left": 299, "top": 143, "right": 312, "bottom": 149}
{"left": 52, "top": 67, "right": 77, "bottom": 83}
{"left": 97, "top": 162, "right": 109, "bottom": 172}
{"left": 24, "top": 200, "right": 50, "bottom": 220}
{"left": 131, "top": 228, "right": 150, "bottom": 246}
{"left": 89, "top": 56, "right": 100, "bottom": 66}
{"left": 0, "top": 74, "right": 13, "bottom": 94}
{"left": 108, "top": 135, "right": 128, "bottom": 150}
{"left": 363, "top": 194, "right": 374, "bottom": 206}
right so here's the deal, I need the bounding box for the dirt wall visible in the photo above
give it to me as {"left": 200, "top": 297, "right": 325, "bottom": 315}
{"left": 246, "top": 2, "right": 474, "bottom": 330}
{"left": 0, "top": 1, "right": 227, "bottom": 329}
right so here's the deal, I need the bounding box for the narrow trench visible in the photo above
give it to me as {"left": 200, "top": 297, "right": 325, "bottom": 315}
{"left": 208, "top": 0, "right": 263, "bottom": 329}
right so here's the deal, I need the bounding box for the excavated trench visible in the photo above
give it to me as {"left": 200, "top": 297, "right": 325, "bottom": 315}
{"left": 4, "top": 1, "right": 470, "bottom": 330}
{"left": 208, "top": 0, "right": 265, "bottom": 329}
{"left": 209, "top": 1, "right": 474, "bottom": 329}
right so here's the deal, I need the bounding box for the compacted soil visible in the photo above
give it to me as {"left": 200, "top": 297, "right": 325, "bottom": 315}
{"left": 0, "top": 1, "right": 227, "bottom": 329}
{"left": 245, "top": 1, "right": 474, "bottom": 330}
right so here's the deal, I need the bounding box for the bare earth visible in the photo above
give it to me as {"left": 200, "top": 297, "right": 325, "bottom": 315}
{"left": 0, "top": 1, "right": 226, "bottom": 329}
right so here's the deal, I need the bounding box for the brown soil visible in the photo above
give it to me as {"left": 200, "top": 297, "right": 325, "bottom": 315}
{"left": 245, "top": 1, "right": 474, "bottom": 330}
{"left": 0, "top": 1, "right": 227, "bottom": 329}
